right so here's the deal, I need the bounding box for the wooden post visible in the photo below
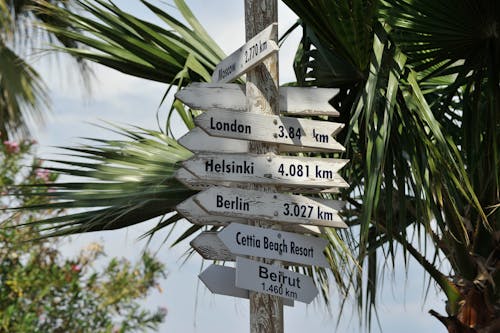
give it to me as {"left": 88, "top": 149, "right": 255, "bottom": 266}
{"left": 244, "top": 0, "right": 283, "bottom": 332}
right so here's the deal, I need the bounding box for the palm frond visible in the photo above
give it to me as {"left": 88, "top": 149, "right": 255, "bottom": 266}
{"left": 34, "top": 0, "right": 223, "bottom": 85}
{"left": 0, "top": 41, "right": 48, "bottom": 140}
{"left": 9, "top": 125, "right": 195, "bottom": 237}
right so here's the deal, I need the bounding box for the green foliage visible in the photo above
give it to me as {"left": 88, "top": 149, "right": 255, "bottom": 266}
{"left": 0, "top": 140, "right": 167, "bottom": 332}
{"left": 6, "top": 0, "right": 499, "bottom": 331}
{"left": 285, "top": 0, "right": 499, "bottom": 329}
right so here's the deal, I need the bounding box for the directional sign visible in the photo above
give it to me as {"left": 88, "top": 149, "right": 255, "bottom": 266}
{"left": 191, "top": 231, "right": 321, "bottom": 267}
{"left": 176, "top": 167, "right": 342, "bottom": 194}
{"left": 175, "top": 82, "right": 340, "bottom": 116}
{"left": 199, "top": 264, "right": 294, "bottom": 306}
{"left": 212, "top": 23, "right": 279, "bottom": 83}
{"left": 195, "top": 110, "right": 345, "bottom": 152}
{"left": 177, "top": 127, "right": 335, "bottom": 153}
{"left": 236, "top": 257, "right": 318, "bottom": 303}
{"left": 182, "top": 153, "right": 349, "bottom": 189}
{"left": 176, "top": 196, "right": 323, "bottom": 235}
{"left": 218, "top": 223, "right": 329, "bottom": 267}
{"left": 193, "top": 187, "right": 347, "bottom": 228}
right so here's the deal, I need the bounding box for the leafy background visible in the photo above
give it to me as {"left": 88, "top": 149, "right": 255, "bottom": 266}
{"left": 29, "top": 1, "right": 447, "bottom": 332}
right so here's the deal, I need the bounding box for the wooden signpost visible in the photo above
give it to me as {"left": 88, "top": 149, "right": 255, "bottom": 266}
{"left": 193, "top": 187, "right": 347, "bottom": 228}
{"left": 182, "top": 152, "right": 349, "bottom": 189}
{"left": 194, "top": 110, "right": 345, "bottom": 151}
{"left": 212, "top": 23, "right": 279, "bottom": 83}
{"left": 172, "top": 1, "right": 350, "bottom": 331}
{"left": 235, "top": 257, "right": 318, "bottom": 304}
{"left": 175, "top": 82, "right": 340, "bottom": 116}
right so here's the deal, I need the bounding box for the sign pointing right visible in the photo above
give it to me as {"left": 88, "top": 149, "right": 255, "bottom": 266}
{"left": 195, "top": 110, "right": 345, "bottom": 152}
{"left": 193, "top": 187, "right": 347, "bottom": 228}
{"left": 175, "top": 83, "right": 340, "bottom": 116}
{"left": 236, "top": 257, "right": 318, "bottom": 304}
{"left": 218, "top": 223, "right": 329, "bottom": 267}
{"left": 199, "top": 264, "right": 294, "bottom": 307}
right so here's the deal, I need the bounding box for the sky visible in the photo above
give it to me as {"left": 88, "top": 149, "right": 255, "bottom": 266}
{"left": 31, "top": 1, "right": 447, "bottom": 332}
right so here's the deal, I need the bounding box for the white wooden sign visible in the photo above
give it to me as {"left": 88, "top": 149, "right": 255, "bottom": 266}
{"left": 182, "top": 153, "right": 349, "bottom": 189}
{"left": 218, "top": 223, "right": 329, "bottom": 267}
{"left": 175, "top": 82, "right": 340, "bottom": 116}
{"left": 195, "top": 110, "right": 345, "bottom": 152}
{"left": 199, "top": 264, "right": 294, "bottom": 306}
{"left": 236, "top": 257, "right": 318, "bottom": 304}
{"left": 177, "top": 127, "right": 335, "bottom": 153}
{"left": 193, "top": 187, "right": 347, "bottom": 228}
{"left": 176, "top": 167, "right": 342, "bottom": 194}
{"left": 212, "top": 23, "right": 279, "bottom": 83}
{"left": 176, "top": 196, "right": 323, "bottom": 234}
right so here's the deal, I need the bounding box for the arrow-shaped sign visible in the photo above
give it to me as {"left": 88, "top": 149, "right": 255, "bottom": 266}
{"left": 218, "top": 223, "right": 329, "bottom": 267}
{"left": 212, "top": 23, "right": 279, "bottom": 83}
{"left": 191, "top": 231, "right": 322, "bottom": 267}
{"left": 177, "top": 127, "right": 336, "bottom": 153}
{"left": 236, "top": 257, "right": 318, "bottom": 303}
{"left": 175, "top": 83, "right": 340, "bottom": 116}
{"left": 176, "top": 167, "right": 342, "bottom": 194}
{"left": 182, "top": 153, "right": 349, "bottom": 189}
{"left": 193, "top": 187, "right": 347, "bottom": 228}
{"left": 199, "top": 264, "right": 294, "bottom": 306}
{"left": 194, "top": 110, "right": 345, "bottom": 152}
{"left": 176, "top": 196, "right": 322, "bottom": 235}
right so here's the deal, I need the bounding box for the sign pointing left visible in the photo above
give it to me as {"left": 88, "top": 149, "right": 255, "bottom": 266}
{"left": 212, "top": 23, "right": 279, "bottom": 83}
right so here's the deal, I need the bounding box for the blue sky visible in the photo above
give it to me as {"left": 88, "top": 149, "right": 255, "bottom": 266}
{"left": 32, "top": 1, "right": 447, "bottom": 332}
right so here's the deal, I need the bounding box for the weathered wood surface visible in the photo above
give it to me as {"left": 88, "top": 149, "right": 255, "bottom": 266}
{"left": 199, "top": 264, "right": 294, "bottom": 306}
{"left": 175, "top": 82, "right": 340, "bottom": 116}
{"left": 195, "top": 110, "right": 345, "bottom": 152}
{"left": 190, "top": 232, "right": 236, "bottom": 261}
{"left": 176, "top": 167, "right": 343, "bottom": 193}
{"left": 182, "top": 152, "right": 350, "bottom": 189}
{"left": 236, "top": 257, "right": 318, "bottom": 303}
{"left": 176, "top": 196, "right": 323, "bottom": 234}
{"left": 177, "top": 126, "right": 338, "bottom": 153}
{"left": 193, "top": 187, "right": 347, "bottom": 228}
{"left": 212, "top": 23, "right": 278, "bottom": 83}
{"left": 218, "top": 223, "right": 329, "bottom": 267}
{"left": 178, "top": 127, "right": 249, "bottom": 153}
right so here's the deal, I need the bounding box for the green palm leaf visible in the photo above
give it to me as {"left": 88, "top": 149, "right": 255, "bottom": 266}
{"left": 10, "top": 126, "right": 194, "bottom": 236}
{"left": 0, "top": 41, "right": 48, "bottom": 140}
{"left": 34, "top": 0, "right": 223, "bottom": 85}
{"left": 284, "top": 0, "right": 495, "bottom": 326}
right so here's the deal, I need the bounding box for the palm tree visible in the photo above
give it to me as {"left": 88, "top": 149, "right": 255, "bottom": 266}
{"left": 10, "top": 0, "right": 499, "bottom": 332}
{"left": 0, "top": 0, "right": 88, "bottom": 140}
